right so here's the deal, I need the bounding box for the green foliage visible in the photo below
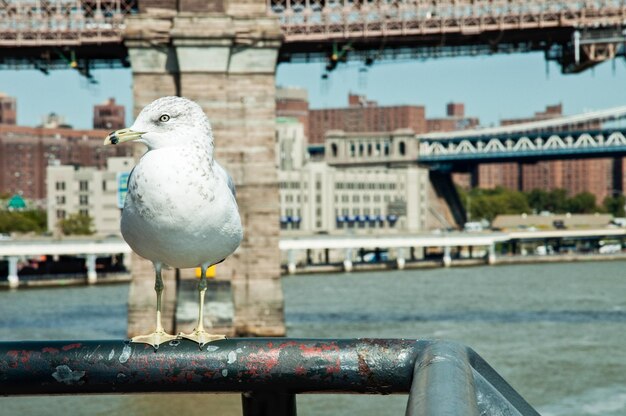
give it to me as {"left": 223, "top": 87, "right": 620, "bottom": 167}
{"left": 463, "top": 187, "right": 530, "bottom": 221}
{"left": 603, "top": 195, "right": 626, "bottom": 217}
{"left": 58, "top": 213, "right": 95, "bottom": 236}
{"left": 0, "top": 210, "right": 47, "bottom": 234}
{"left": 565, "top": 192, "right": 596, "bottom": 214}
{"left": 462, "top": 187, "right": 606, "bottom": 221}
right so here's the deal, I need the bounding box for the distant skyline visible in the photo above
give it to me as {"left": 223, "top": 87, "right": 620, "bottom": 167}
{"left": 0, "top": 51, "right": 624, "bottom": 129}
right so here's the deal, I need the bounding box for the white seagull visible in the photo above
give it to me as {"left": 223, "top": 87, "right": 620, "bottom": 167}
{"left": 104, "top": 96, "right": 243, "bottom": 348}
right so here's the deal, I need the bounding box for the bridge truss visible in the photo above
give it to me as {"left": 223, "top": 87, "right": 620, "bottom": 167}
{"left": 418, "top": 129, "right": 626, "bottom": 171}
{"left": 417, "top": 105, "right": 626, "bottom": 171}
{"left": 0, "top": 1, "right": 623, "bottom": 74}
{"left": 0, "top": 0, "right": 136, "bottom": 73}
{"left": 270, "top": 0, "right": 626, "bottom": 72}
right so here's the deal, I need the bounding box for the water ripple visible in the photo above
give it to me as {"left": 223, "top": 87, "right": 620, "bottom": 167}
{"left": 285, "top": 309, "right": 626, "bottom": 324}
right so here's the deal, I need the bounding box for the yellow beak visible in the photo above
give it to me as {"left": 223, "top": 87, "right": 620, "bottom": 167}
{"left": 103, "top": 128, "right": 145, "bottom": 145}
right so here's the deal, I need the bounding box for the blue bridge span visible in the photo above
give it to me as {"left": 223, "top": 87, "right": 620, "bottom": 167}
{"left": 416, "top": 106, "right": 626, "bottom": 172}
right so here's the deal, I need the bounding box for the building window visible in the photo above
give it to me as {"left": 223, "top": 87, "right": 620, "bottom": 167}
{"left": 79, "top": 209, "right": 89, "bottom": 217}
{"left": 56, "top": 209, "right": 66, "bottom": 219}
{"left": 56, "top": 196, "right": 65, "bottom": 204}
{"left": 79, "top": 195, "right": 89, "bottom": 205}
{"left": 55, "top": 181, "right": 65, "bottom": 191}
{"left": 331, "top": 143, "right": 338, "bottom": 157}
{"left": 79, "top": 181, "right": 89, "bottom": 191}
{"left": 399, "top": 141, "right": 406, "bottom": 155}
{"left": 102, "top": 180, "right": 107, "bottom": 191}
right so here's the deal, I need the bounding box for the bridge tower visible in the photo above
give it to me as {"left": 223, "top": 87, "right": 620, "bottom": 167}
{"left": 125, "top": 1, "right": 285, "bottom": 337}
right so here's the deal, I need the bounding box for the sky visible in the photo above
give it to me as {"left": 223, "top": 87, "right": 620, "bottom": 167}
{"left": 0, "top": 51, "right": 625, "bottom": 129}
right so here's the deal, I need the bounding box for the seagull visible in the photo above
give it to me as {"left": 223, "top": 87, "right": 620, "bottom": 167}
{"left": 104, "top": 96, "right": 243, "bottom": 348}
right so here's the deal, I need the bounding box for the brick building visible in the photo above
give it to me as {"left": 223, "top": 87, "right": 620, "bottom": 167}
{"left": 306, "top": 93, "right": 479, "bottom": 144}
{"left": 0, "top": 125, "right": 133, "bottom": 202}
{"left": 276, "top": 87, "right": 309, "bottom": 139}
{"left": 93, "top": 98, "right": 126, "bottom": 130}
{"left": 426, "top": 102, "right": 479, "bottom": 133}
{"left": 0, "top": 93, "right": 16, "bottom": 125}
{"left": 475, "top": 104, "right": 614, "bottom": 203}
{"left": 308, "top": 93, "right": 428, "bottom": 144}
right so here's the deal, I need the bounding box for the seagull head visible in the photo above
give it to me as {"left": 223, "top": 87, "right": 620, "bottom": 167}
{"left": 104, "top": 96, "right": 213, "bottom": 151}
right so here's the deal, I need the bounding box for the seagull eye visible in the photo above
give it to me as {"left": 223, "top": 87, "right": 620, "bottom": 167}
{"left": 159, "top": 114, "right": 170, "bottom": 122}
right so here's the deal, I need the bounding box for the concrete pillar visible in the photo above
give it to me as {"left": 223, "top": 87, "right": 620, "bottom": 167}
{"left": 396, "top": 248, "right": 406, "bottom": 270}
{"left": 7, "top": 256, "right": 18, "bottom": 289}
{"left": 343, "top": 248, "right": 353, "bottom": 272}
{"left": 172, "top": 13, "right": 285, "bottom": 337}
{"left": 124, "top": 6, "right": 285, "bottom": 337}
{"left": 287, "top": 250, "right": 296, "bottom": 275}
{"left": 487, "top": 244, "right": 496, "bottom": 265}
{"left": 443, "top": 246, "right": 452, "bottom": 267}
{"left": 86, "top": 254, "right": 97, "bottom": 284}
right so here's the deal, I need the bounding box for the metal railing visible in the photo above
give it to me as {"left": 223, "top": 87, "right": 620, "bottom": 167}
{"left": 0, "top": 0, "right": 136, "bottom": 46}
{"left": 0, "top": 338, "right": 540, "bottom": 415}
{"left": 268, "top": 0, "right": 626, "bottom": 42}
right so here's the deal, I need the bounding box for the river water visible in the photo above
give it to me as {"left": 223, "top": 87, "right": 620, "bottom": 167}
{"left": 2, "top": 261, "right": 626, "bottom": 415}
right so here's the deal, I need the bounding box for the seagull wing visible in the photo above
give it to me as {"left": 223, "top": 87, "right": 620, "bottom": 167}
{"left": 213, "top": 160, "right": 237, "bottom": 199}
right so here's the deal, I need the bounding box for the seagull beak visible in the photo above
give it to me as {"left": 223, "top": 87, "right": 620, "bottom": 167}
{"left": 104, "top": 128, "right": 145, "bottom": 145}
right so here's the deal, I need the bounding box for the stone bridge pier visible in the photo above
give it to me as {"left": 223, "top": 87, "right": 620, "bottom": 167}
{"left": 125, "top": 1, "right": 285, "bottom": 338}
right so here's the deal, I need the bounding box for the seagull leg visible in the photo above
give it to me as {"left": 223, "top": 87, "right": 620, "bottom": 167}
{"left": 179, "top": 263, "right": 226, "bottom": 347}
{"left": 131, "top": 262, "right": 178, "bottom": 348}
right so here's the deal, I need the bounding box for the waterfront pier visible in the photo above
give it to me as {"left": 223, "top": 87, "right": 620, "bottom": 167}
{"left": 280, "top": 228, "right": 626, "bottom": 274}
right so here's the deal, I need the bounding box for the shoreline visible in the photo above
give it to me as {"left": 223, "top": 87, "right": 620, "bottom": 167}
{"left": 3, "top": 253, "right": 626, "bottom": 288}
{"left": 0, "top": 273, "right": 131, "bottom": 290}
{"left": 282, "top": 252, "right": 626, "bottom": 275}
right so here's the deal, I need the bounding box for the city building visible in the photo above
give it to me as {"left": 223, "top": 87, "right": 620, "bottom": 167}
{"left": 426, "top": 102, "right": 479, "bottom": 133}
{"left": 46, "top": 157, "right": 134, "bottom": 236}
{"left": 0, "top": 97, "right": 132, "bottom": 203}
{"left": 0, "top": 125, "right": 133, "bottom": 202}
{"left": 38, "top": 113, "right": 72, "bottom": 129}
{"left": 307, "top": 93, "right": 480, "bottom": 145}
{"left": 276, "top": 87, "right": 309, "bottom": 140}
{"left": 472, "top": 104, "right": 615, "bottom": 203}
{"left": 93, "top": 98, "right": 126, "bottom": 130}
{"left": 308, "top": 93, "right": 427, "bottom": 144}
{"left": 277, "top": 118, "right": 441, "bottom": 235}
{"left": 0, "top": 93, "right": 16, "bottom": 125}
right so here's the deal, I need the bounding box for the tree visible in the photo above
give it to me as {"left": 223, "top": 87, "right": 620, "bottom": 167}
{"left": 565, "top": 192, "right": 597, "bottom": 213}
{"left": 546, "top": 189, "right": 568, "bottom": 213}
{"left": 528, "top": 189, "right": 549, "bottom": 212}
{"left": 463, "top": 187, "right": 530, "bottom": 221}
{"left": 58, "top": 213, "right": 95, "bottom": 236}
{"left": 0, "top": 210, "right": 47, "bottom": 234}
{"left": 603, "top": 195, "right": 626, "bottom": 217}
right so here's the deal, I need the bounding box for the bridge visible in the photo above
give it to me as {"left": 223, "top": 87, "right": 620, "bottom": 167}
{"left": 0, "top": 1, "right": 625, "bottom": 73}
{"left": 416, "top": 105, "right": 626, "bottom": 171}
